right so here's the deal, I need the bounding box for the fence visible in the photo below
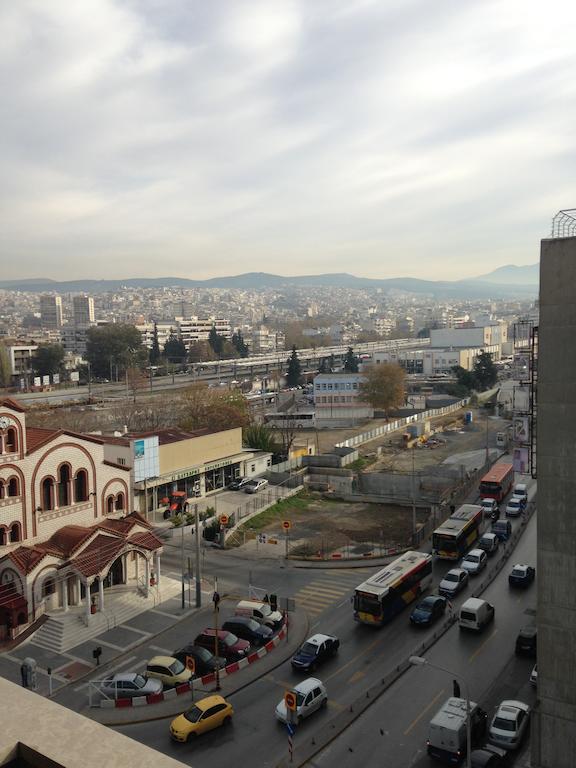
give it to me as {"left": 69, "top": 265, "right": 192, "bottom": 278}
{"left": 334, "top": 399, "right": 469, "bottom": 450}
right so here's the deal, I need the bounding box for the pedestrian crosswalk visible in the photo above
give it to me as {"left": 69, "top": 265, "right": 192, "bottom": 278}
{"left": 293, "top": 569, "right": 374, "bottom": 618}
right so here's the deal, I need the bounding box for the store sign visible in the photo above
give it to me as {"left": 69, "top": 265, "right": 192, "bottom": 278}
{"left": 205, "top": 458, "right": 234, "bottom": 472}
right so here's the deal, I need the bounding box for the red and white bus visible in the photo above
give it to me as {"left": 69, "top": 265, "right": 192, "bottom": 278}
{"left": 479, "top": 462, "right": 514, "bottom": 502}
{"left": 432, "top": 504, "right": 484, "bottom": 560}
{"left": 353, "top": 551, "right": 433, "bottom": 626}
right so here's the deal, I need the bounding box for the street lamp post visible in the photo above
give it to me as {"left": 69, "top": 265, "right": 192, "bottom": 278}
{"left": 409, "top": 655, "right": 472, "bottom": 768}
{"left": 411, "top": 446, "right": 417, "bottom": 546}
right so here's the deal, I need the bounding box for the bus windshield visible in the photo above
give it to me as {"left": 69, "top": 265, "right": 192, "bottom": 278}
{"left": 480, "top": 481, "right": 500, "bottom": 494}
{"left": 432, "top": 534, "right": 458, "bottom": 552}
{"left": 355, "top": 592, "right": 381, "bottom": 615}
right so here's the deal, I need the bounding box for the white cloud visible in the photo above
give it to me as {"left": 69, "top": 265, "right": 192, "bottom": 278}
{"left": 1, "top": 0, "right": 576, "bottom": 280}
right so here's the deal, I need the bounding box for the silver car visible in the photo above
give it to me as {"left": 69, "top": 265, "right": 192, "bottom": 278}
{"left": 488, "top": 700, "right": 530, "bottom": 750}
{"left": 100, "top": 673, "right": 163, "bottom": 699}
{"left": 275, "top": 677, "right": 327, "bottom": 724}
{"left": 244, "top": 478, "right": 269, "bottom": 494}
{"left": 460, "top": 549, "right": 488, "bottom": 576}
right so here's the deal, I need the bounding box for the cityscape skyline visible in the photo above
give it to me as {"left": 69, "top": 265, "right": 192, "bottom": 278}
{"left": 2, "top": 1, "right": 572, "bottom": 281}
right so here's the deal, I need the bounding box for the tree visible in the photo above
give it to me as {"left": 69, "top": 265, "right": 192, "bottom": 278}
{"left": 179, "top": 384, "right": 250, "bottom": 432}
{"left": 0, "top": 344, "right": 12, "bottom": 387}
{"left": 451, "top": 365, "right": 476, "bottom": 392}
{"left": 318, "top": 358, "right": 329, "bottom": 374}
{"left": 149, "top": 322, "right": 161, "bottom": 365}
{"left": 33, "top": 344, "right": 65, "bottom": 377}
{"left": 126, "top": 366, "right": 147, "bottom": 403}
{"left": 473, "top": 352, "right": 498, "bottom": 391}
{"left": 208, "top": 325, "right": 225, "bottom": 357}
{"left": 243, "top": 423, "right": 279, "bottom": 454}
{"left": 86, "top": 324, "right": 147, "bottom": 379}
{"left": 359, "top": 363, "right": 406, "bottom": 416}
{"left": 343, "top": 347, "right": 359, "bottom": 373}
{"left": 286, "top": 345, "right": 302, "bottom": 387}
{"left": 187, "top": 340, "right": 217, "bottom": 363}
{"left": 164, "top": 330, "right": 187, "bottom": 364}
{"left": 232, "top": 331, "right": 249, "bottom": 358}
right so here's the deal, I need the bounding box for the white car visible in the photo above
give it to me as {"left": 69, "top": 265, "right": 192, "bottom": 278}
{"left": 480, "top": 498, "right": 499, "bottom": 517}
{"left": 505, "top": 498, "right": 525, "bottom": 517}
{"left": 275, "top": 677, "right": 327, "bottom": 724}
{"left": 438, "top": 568, "right": 469, "bottom": 597}
{"left": 244, "top": 478, "right": 269, "bottom": 494}
{"left": 460, "top": 549, "right": 488, "bottom": 576}
{"left": 488, "top": 700, "right": 531, "bottom": 750}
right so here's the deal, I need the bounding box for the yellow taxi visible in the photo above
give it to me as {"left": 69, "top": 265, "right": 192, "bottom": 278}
{"left": 146, "top": 656, "right": 192, "bottom": 687}
{"left": 170, "top": 695, "right": 234, "bottom": 742}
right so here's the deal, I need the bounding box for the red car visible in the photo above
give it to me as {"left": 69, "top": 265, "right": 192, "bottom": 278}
{"left": 194, "top": 629, "right": 250, "bottom": 662}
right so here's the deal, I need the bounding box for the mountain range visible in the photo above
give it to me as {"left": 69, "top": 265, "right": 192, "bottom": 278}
{"left": 0, "top": 264, "right": 539, "bottom": 299}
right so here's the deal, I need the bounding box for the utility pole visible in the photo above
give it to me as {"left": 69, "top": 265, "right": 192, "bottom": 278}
{"left": 485, "top": 411, "right": 490, "bottom": 465}
{"left": 181, "top": 525, "right": 185, "bottom": 610}
{"left": 194, "top": 503, "right": 202, "bottom": 608}
{"left": 411, "top": 446, "right": 417, "bottom": 546}
{"left": 213, "top": 578, "right": 221, "bottom": 691}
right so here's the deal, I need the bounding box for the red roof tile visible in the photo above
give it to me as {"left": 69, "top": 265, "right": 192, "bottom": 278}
{"left": 44, "top": 525, "right": 95, "bottom": 558}
{"left": 128, "top": 531, "right": 163, "bottom": 551}
{"left": 5, "top": 546, "right": 47, "bottom": 574}
{"left": 70, "top": 534, "right": 125, "bottom": 577}
{"left": 25, "top": 427, "right": 59, "bottom": 452}
{"left": 0, "top": 398, "right": 26, "bottom": 413}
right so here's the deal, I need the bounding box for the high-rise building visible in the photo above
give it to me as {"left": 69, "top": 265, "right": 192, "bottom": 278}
{"left": 533, "top": 231, "right": 576, "bottom": 767}
{"left": 73, "top": 295, "right": 95, "bottom": 326}
{"left": 39, "top": 294, "right": 63, "bottom": 328}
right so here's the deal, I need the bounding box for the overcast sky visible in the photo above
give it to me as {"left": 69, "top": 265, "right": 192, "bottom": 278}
{"left": 1, "top": 0, "right": 574, "bottom": 282}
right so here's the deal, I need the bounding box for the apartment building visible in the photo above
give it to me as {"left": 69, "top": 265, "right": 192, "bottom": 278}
{"left": 313, "top": 372, "right": 373, "bottom": 427}
{"left": 39, "top": 295, "right": 63, "bottom": 329}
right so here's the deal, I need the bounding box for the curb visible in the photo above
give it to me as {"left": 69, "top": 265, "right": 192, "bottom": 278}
{"left": 97, "top": 623, "right": 288, "bottom": 708}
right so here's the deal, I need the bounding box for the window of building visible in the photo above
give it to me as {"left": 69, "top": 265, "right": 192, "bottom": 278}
{"left": 7, "top": 477, "right": 19, "bottom": 497}
{"left": 115, "top": 492, "right": 125, "bottom": 511}
{"left": 74, "top": 469, "right": 88, "bottom": 502}
{"left": 0, "top": 528, "right": 5, "bottom": 546}
{"left": 9, "top": 523, "right": 21, "bottom": 543}
{"left": 251, "top": 464, "right": 255, "bottom": 472}
{"left": 41, "top": 477, "right": 55, "bottom": 511}
{"left": 106, "top": 495, "right": 114, "bottom": 515}
{"left": 42, "top": 578, "right": 56, "bottom": 598}
{"left": 0, "top": 481, "right": 4, "bottom": 499}
{"left": 352, "top": 383, "right": 358, "bottom": 389}
{"left": 117, "top": 457, "right": 126, "bottom": 466}
{"left": 57, "top": 464, "right": 71, "bottom": 507}
{"left": 327, "top": 383, "right": 333, "bottom": 390}
{"left": 5, "top": 427, "right": 18, "bottom": 453}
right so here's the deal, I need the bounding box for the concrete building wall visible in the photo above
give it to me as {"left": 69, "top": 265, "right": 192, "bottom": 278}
{"left": 159, "top": 427, "right": 242, "bottom": 473}
{"left": 533, "top": 236, "right": 576, "bottom": 767}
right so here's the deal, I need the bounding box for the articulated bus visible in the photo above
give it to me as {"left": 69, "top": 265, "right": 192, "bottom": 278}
{"left": 432, "top": 504, "right": 484, "bottom": 560}
{"left": 353, "top": 551, "right": 433, "bottom": 626}
{"left": 479, "top": 462, "right": 514, "bottom": 502}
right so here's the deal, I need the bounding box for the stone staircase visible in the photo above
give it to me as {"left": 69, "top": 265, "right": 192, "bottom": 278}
{"left": 30, "top": 578, "right": 182, "bottom": 654}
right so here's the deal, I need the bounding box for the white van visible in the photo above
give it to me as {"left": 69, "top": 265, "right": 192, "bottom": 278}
{"left": 458, "top": 598, "right": 495, "bottom": 632}
{"left": 235, "top": 600, "right": 283, "bottom": 630}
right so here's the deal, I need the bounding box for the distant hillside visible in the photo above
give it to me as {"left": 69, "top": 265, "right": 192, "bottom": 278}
{"left": 472, "top": 264, "right": 539, "bottom": 285}
{"left": 0, "top": 271, "right": 538, "bottom": 298}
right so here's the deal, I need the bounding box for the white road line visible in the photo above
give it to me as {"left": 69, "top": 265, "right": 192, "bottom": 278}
{"left": 117, "top": 624, "right": 150, "bottom": 636}
{"left": 95, "top": 638, "right": 126, "bottom": 651}
{"left": 73, "top": 655, "right": 137, "bottom": 691}
{"left": 150, "top": 608, "right": 180, "bottom": 619}
{"left": 149, "top": 645, "right": 172, "bottom": 655}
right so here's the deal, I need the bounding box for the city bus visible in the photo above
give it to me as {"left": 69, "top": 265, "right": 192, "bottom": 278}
{"left": 264, "top": 411, "right": 316, "bottom": 429}
{"left": 353, "top": 551, "right": 433, "bottom": 626}
{"left": 479, "top": 462, "right": 514, "bottom": 502}
{"left": 432, "top": 504, "right": 484, "bottom": 560}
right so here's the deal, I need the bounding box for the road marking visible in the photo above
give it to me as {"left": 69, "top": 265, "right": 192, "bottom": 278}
{"left": 117, "top": 624, "right": 150, "bottom": 636}
{"left": 297, "top": 586, "right": 348, "bottom": 598}
{"left": 96, "top": 638, "right": 127, "bottom": 651}
{"left": 469, "top": 628, "right": 498, "bottom": 663}
{"left": 403, "top": 689, "right": 445, "bottom": 736}
{"left": 73, "top": 655, "right": 137, "bottom": 691}
{"left": 328, "top": 699, "right": 345, "bottom": 711}
{"left": 337, "top": 597, "right": 351, "bottom": 608}
{"left": 149, "top": 645, "right": 173, "bottom": 655}
{"left": 347, "top": 670, "right": 365, "bottom": 684}
{"left": 324, "top": 635, "right": 383, "bottom": 683}
{"left": 150, "top": 608, "right": 180, "bottom": 619}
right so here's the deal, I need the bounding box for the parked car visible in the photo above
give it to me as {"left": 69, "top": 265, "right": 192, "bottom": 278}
{"left": 171, "top": 645, "right": 226, "bottom": 676}
{"left": 460, "top": 549, "right": 488, "bottom": 576}
{"left": 515, "top": 626, "right": 537, "bottom": 657}
{"left": 409, "top": 595, "right": 447, "bottom": 627}
{"left": 471, "top": 745, "right": 508, "bottom": 767}
{"left": 291, "top": 633, "right": 340, "bottom": 671}
{"left": 275, "top": 677, "right": 327, "bottom": 723}
{"left": 244, "top": 478, "right": 269, "bottom": 494}
{"left": 228, "top": 477, "right": 251, "bottom": 491}
{"left": 170, "top": 695, "right": 234, "bottom": 742}
{"left": 235, "top": 599, "right": 284, "bottom": 630}
{"left": 439, "top": 568, "right": 469, "bottom": 597}
{"left": 505, "top": 497, "right": 526, "bottom": 517}
{"left": 194, "top": 629, "right": 251, "bottom": 662}
{"left": 480, "top": 498, "right": 500, "bottom": 519}
{"left": 511, "top": 483, "right": 528, "bottom": 503}
{"left": 146, "top": 656, "right": 192, "bottom": 687}
{"left": 99, "top": 673, "right": 163, "bottom": 699}
{"left": 488, "top": 700, "right": 531, "bottom": 750}
{"left": 508, "top": 563, "right": 535, "bottom": 588}
{"left": 477, "top": 533, "right": 500, "bottom": 556}
{"left": 222, "top": 616, "right": 273, "bottom": 646}
{"left": 530, "top": 664, "right": 538, "bottom": 687}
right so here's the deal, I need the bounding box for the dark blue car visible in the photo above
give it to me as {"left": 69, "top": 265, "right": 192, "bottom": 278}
{"left": 291, "top": 633, "right": 339, "bottom": 672}
{"left": 409, "top": 595, "right": 447, "bottom": 627}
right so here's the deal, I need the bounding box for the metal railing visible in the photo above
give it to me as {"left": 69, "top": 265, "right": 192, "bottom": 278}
{"left": 551, "top": 208, "right": 576, "bottom": 238}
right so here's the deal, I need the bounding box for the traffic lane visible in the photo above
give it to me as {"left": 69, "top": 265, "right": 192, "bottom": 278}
{"left": 309, "top": 513, "right": 536, "bottom": 767}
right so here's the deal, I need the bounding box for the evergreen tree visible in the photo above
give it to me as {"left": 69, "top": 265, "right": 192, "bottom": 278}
{"left": 231, "top": 331, "right": 249, "bottom": 358}
{"left": 208, "top": 325, "right": 224, "bottom": 357}
{"left": 164, "top": 330, "right": 187, "bottom": 364}
{"left": 318, "top": 358, "right": 328, "bottom": 374}
{"left": 473, "top": 352, "right": 498, "bottom": 390}
{"left": 343, "top": 347, "right": 359, "bottom": 373}
{"left": 33, "top": 344, "right": 66, "bottom": 377}
{"left": 286, "top": 345, "right": 302, "bottom": 387}
{"left": 149, "top": 322, "right": 161, "bottom": 365}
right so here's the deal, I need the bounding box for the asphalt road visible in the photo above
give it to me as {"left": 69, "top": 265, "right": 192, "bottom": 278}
{"left": 117, "top": 484, "right": 536, "bottom": 768}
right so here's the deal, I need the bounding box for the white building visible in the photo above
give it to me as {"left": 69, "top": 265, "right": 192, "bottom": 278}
{"left": 429, "top": 325, "right": 507, "bottom": 351}
{"left": 249, "top": 325, "right": 285, "bottom": 354}
{"left": 135, "top": 322, "right": 175, "bottom": 351}
{"left": 373, "top": 346, "right": 501, "bottom": 375}
{"left": 6, "top": 345, "right": 38, "bottom": 383}
{"left": 313, "top": 373, "right": 373, "bottom": 427}
{"left": 176, "top": 316, "right": 231, "bottom": 348}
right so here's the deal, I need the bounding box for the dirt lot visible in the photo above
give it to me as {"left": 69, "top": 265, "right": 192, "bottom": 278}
{"left": 236, "top": 493, "right": 428, "bottom": 557}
